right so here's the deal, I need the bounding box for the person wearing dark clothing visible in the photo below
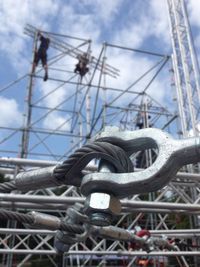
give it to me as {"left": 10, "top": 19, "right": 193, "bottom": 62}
{"left": 74, "top": 53, "right": 89, "bottom": 77}
{"left": 32, "top": 32, "right": 50, "bottom": 81}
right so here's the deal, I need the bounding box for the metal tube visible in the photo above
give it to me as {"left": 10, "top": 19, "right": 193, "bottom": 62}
{"left": 0, "top": 194, "right": 84, "bottom": 204}
{"left": 0, "top": 249, "right": 199, "bottom": 256}
{"left": 0, "top": 168, "right": 16, "bottom": 174}
{"left": 1, "top": 193, "right": 200, "bottom": 212}
{"left": 0, "top": 157, "right": 58, "bottom": 167}
{"left": 2, "top": 156, "right": 200, "bottom": 181}
{"left": 122, "top": 199, "right": 200, "bottom": 211}
{"left": 1, "top": 228, "right": 200, "bottom": 238}
{"left": 1, "top": 202, "right": 199, "bottom": 215}
{"left": 15, "top": 166, "right": 58, "bottom": 191}
{"left": 0, "top": 228, "right": 55, "bottom": 235}
{"left": 0, "top": 249, "right": 56, "bottom": 255}
{"left": 106, "top": 42, "right": 169, "bottom": 58}
{"left": 64, "top": 251, "right": 200, "bottom": 256}
{"left": 151, "top": 229, "right": 200, "bottom": 234}
{"left": 0, "top": 201, "right": 68, "bottom": 211}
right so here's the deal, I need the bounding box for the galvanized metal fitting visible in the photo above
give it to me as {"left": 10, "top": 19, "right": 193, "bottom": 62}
{"left": 81, "top": 126, "right": 200, "bottom": 199}
{"left": 84, "top": 192, "right": 121, "bottom": 226}
{"left": 54, "top": 230, "right": 75, "bottom": 253}
{"left": 15, "top": 166, "right": 59, "bottom": 191}
{"left": 54, "top": 203, "right": 90, "bottom": 253}
{"left": 28, "top": 211, "right": 61, "bottom": 230}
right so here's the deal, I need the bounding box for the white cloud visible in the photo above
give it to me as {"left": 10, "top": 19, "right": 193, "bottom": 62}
{"left": 57, "top": 5, "right": 100, "bottom": 42}
{"left": 113, "top": 18, "right": 150, "bottom": 48}
{"left": 79, "top": 0, "right": 123, "bottom": 23}
{"left": 0, "top": 0, "right": 59, "bottom": 34}
{"left": 113, "top": 1, "right": 170, "bottom": 49}
{"left": 0, "top": 96, "right": 22, "bottom": 126}
{"left": 187, "top": 0, "right": 200, "bottom": 28}
{"left": 39, "top": 81, "right": 68, "bottom": 108}
{"left": 43, "top": 113, "right": 70, "bottom": 131}
{"left": 149, "top": 0, "right": 170, "bottom": 45}
{"left": 0, "top": 0, "right": 59, "bottom": 73}
{"left": 186, "top": 0, "right": 200, "bottom": 63}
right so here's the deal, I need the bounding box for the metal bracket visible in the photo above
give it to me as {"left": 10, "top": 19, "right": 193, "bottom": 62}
{"left": 81, "top": 127, "right": 200, "bottom": 198}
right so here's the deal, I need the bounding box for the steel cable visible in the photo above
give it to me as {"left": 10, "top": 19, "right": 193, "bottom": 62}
{"left": 0, "top": 181, "right": 17, "bottom": 193}
{"left": 54, "top": 140, "right": 133, "bottom": 185}
{"left": 0, "top": 138, "right": 133, "bottom": 192}
{"left": 60, "top": 221, "right": 84, "bottom": 234}
{"left": 0, "top": 209, "right": 34, "bottom": 224}
{"left": 0, "top": 208, "right": 84, "bottom": 234}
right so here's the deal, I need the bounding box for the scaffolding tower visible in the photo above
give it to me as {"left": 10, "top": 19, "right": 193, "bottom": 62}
{"left": 0, "top": 0, "right": 200, "bottom": 266}
{"left": 167, "top": 0, "right": 200, "bottom": 137}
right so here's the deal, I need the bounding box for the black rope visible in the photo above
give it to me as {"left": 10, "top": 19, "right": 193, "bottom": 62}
{"left": 0, "top": 208, "right": 84, "bottom": 234}
{"left": 0, "top": 137, "right": 134, "bottom": 192}
{"left": 0, "top": 180, "right": 17, "bottom": 193}
{"left": 96, "top": 136, "right": 134, "bottom": 154}
{"left": 54, "top": 140, "right": 133, "bottom": 186}
{"left": 0, "top": 209, "right": 34, "bottom": 224}
{"left": 60, "top": 221, "right": 84, "bottom": 234}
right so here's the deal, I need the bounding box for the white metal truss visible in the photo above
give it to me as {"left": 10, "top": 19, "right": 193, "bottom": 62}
{"left": 167, "top": 0, "right": 200, "bottom": 137}
{"left": 1, "top": 2, "right": 200, "bottom": 265}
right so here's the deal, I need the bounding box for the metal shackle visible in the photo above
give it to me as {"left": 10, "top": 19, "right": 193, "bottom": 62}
{"left": 81, "top": 127, "right": 200, "bottom": 198}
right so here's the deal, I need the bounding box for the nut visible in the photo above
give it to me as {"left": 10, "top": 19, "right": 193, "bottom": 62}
{"left": 84, "top": 192, "right": 121, "bottom": 226}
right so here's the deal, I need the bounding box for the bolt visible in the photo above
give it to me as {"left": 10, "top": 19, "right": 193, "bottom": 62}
{"left": 83, "top": 160, "right": 121, "bottom": 226}
{"left": 84, "top": 192, "right": 121, "bottom": 226}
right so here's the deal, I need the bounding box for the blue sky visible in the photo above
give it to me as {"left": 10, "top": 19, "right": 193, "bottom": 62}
{"left": 0, "top": 0, "right": 200, "bottom": 160}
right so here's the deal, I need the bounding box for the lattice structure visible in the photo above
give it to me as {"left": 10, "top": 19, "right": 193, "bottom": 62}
{"left": 0, "top": 0, "right": 200, "bottom": 265}
{"left": 167, "top": 0, "right": 200, "bottom": 137}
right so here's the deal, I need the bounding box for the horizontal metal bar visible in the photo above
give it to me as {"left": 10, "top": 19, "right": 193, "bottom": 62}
{"left": 1, "top": 202, "right": 198, "bottom": 215}
{"left": 122, "top": 208, "right": 200, "bottom": 215}
{"left": 106, "top": 42, "right": 170, "bottom": 58}
{"left": 1, "top": 228, "right": 200, "bottom": 238}
{"left": 0, "top": 125, "right": 82, "bottom": 138}
{"left": 0, "top": 157, "right": 58, "bottom": 167}
{"left": 32, "top": 74, "right": 139, "bottom": 94}
{"left": 0, "top": 194, "right": 84, "bottom": 204}
{"left": 0, "top": 167, "right": 15, "bottom": 174}
{"left": 151, "top": 229, "right": 200, "bottom": 234}
{"left": 1, "top": 194, "right": 200, "bottom": 213}
{"left": 26, "top": 23, "right": 90, "bottom": 42}
{"left": 0, "top": 201, "right": 68, "bottom": 211}
{"left": 0, "top": 249, "right": 199, "bottom": 256}
{"left": 1, "top": 157, "right": 200, "bottom": 182}
{"left": 41, "top": 30, "right": 90, "bottom": 42}
{"left": 106, "top": 104, "right": 172, "bottom": 116}
{"left": 122, "top": 199, "right": 200, "bottom": 211}
{"left": 0, "top": 249, "right": 56, "bottom": 255}
{"left": 67, "top": 251, "right": 200, "bottom": 256}
{"left": 0, "top": 228, "right": 55, "bottom": 235}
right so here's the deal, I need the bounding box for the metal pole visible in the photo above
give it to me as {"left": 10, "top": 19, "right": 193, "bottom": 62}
{"left": 2, "top": 228, "right": 200, "bottom": 237}
{"left": 0, "top": 249, "right": 200, "bottom": 256}
{"left": 1, "top": 194, "right": 200, "bottom": 212}
{"left": 20, "top": 32, "right": 37, "bottom": 158}
{"left": 106, "top": 42, "right": 169, "bottom": 57}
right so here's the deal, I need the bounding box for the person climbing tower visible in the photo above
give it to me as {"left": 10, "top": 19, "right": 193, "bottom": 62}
{"left": 74, "top": 52, "right": 89, "bottom": 77}
{"left": 32, "top": 31, "right": 50, "bottom": 81}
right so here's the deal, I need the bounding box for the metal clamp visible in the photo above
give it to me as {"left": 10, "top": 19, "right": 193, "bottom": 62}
{"left": 81, "top": 126, "right": 200, "bottom": 198}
